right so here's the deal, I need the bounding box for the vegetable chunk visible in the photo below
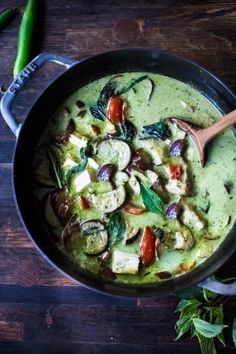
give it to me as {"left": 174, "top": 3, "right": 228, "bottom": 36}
{"left": 112, "top": 250, "right": 140, "bottom": 274}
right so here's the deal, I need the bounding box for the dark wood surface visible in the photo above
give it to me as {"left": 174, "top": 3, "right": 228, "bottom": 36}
{"left": 0, "top": 1, "right": 236, "bottom": 353}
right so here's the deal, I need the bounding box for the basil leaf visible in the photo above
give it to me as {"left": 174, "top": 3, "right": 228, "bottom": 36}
{"left": 232, "top": 317, "right": 236, "bottom": 347}
{"left": 90, "top": 76, "right": 148, "bottom": 121}
{"left": 176, "top": 299, "right": 200, "bottom": 313}
{"left": 196, "top": 333, "right": 217, "bottom": 354}
{"left": 192, "top": 318, "right": 228, "bottom": 338}
{"left": 118, "top": 120, "right": 136, "bottom": 142}
{"left": 213, "top": 305, "right": 226, "bottom": 346}
{"left": 66, "top": 147, "right": 90, "bottom": 184}
{"left": 90, "top": 104, "right": 106, "bottom": 121}
{"left": 142, "top": 121, "right": 171, "bottom": 141}
{"left": 175, "top": 315, "right": 194, "bottom": 340}
{"left": 153, "top": 227, "right": 164, "bottom": 239}
{"left": 47, "top": 147, "right": 65, "bottom": 188}
{"left": 108, "top": 212, "right": 126, "bottom": 245}
{"left": 140, "top": 182, "right": 164, "bottom": 214}
{"left": 116, "top": 75, "right": 148, "bottom": 95}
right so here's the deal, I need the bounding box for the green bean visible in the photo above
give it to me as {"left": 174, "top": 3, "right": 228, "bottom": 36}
{"left": 13, "top": 0, "right": 37, "bottom": 78}
{"left": 0, "top": 8, "right": 17, "bottom": 31}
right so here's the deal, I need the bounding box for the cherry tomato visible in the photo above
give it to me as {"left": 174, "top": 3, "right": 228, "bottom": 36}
{"left": 107, "top": 96, "right": 125, "bottom": 124}
{"left": 124, "top": 204, "right": 145, "bottom": 215}
{"left": 140, "top": 227, "right": 156, "bottom": 266}
{"left": 169, "top": 164, "right": 181, "bottom": 180}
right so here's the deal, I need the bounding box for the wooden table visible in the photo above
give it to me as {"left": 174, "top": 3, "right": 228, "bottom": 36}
{"left": 0, "top": 1, "right": 236, "bottom": 353}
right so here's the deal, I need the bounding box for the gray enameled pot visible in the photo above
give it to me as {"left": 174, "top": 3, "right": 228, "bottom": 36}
{"left": 1, "top": 49, "right": 236, "bottom": 297}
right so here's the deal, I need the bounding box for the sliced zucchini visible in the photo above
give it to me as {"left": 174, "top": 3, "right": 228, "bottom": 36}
{"left": 112, "top": 250, "right": 140, "bottom": 274}
{"left": 89, "top": 186, "right": 126, "bottom": 213}
{"left": 80, "top": 220, "right": 108, "bottom": 255}
{"left": 97, "top": 138, "right": 131, "bottom": 170}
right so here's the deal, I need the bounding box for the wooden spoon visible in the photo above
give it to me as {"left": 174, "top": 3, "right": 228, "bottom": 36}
{"left": 169, "top": 109, "right": 236, "bottom": 167}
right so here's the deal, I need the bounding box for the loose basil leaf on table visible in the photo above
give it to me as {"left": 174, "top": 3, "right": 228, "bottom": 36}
{"left": 233, "top": 317, "right": 236, "bottom": 347}
{"left": 192, "top": 318, "right": 228, "bottom": 338}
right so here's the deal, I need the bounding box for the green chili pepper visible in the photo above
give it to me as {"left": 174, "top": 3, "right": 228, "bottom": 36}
{"left": 0, "top": 8, "right": 17, "bottom": 31}
{"left": 13, "top": 0, "right": 37, "bottom": 78}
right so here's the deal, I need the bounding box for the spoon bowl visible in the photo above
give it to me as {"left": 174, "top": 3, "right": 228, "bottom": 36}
{"left": 170, "top": 109, "right": 236, "bottom": 166}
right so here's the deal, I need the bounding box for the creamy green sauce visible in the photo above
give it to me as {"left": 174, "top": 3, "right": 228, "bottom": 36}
{"left": 33, "top": 72, "right": 236, "bottom": 285}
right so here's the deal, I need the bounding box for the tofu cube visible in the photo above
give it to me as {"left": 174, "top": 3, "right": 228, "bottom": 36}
{"left": 73, "top": 170, "right": 92, "bottom": 192}
{"left": 112, "top": 251, "right": 140, "bottom": 275}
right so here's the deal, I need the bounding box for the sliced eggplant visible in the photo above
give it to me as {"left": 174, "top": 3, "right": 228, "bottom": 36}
{"left": 63, "top": 222, "right": 80, "bottom": 252}
{"left": 44, "top": 193, "right": 62, "bottom": 229}
{"left": 131, "top": 149, "right": 151, "bottom": 170}
{"left": 113, "top": 171, "right": 129, "bottom": 186}
{"left": 51, "top": 189, "right": 73, "bottom": 226}
{"left": 97, "top": 164, "right": 116, "bottom": 181}
{"left": 86, "top": 181, "right": 113, "bottom": 194}
{"left": 34, "top": 158, "right": 56, "bottom": 187}
{"left": 112, "top": 250, "right": 140, "bottom": 275}
{"left": 96, "top": 138, "right": 131, "bottom": 170}
{"left": 80, "top": 220, "right": 108, "bottom": 255}
{"left": 89, "top": 186, "right": 126, "bottom": 213}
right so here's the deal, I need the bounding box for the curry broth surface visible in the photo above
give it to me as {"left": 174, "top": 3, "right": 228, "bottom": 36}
{"left": 34, "top": 73, "right": 236, "bottom": 285}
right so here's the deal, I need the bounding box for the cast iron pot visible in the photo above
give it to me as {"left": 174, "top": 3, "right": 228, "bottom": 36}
{"left": 1, "top": 49, "right": 236, "bottom": 297}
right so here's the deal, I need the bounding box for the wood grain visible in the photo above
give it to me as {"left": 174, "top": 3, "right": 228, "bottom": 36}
{"left": 0, "top": 0, "right": 236, "bottom": 353}
{"left": 0, "top": 321, "right": 23, "bottom": 342}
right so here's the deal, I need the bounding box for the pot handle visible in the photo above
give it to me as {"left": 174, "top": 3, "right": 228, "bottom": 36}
{"left": 0, "top": 52, "right": 77, "bottom": 136}
{"left": 198, "top": 276, "right": 236, "bottom": 296}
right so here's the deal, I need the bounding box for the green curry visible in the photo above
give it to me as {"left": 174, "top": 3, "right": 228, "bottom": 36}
{"left": 33, "top": 73, "right": 236, "bottom": 285}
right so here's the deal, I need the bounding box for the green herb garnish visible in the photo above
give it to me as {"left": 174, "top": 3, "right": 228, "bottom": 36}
{"left": 107, "top": 212, "right": 126, "bottom": 245}
{"left": 66, "top": 146, "right": 92, "bottom": 184}
{"left": 90, "top": 76, "right": 148, "bottom": 121}
{"left": 142, "top": 121, "right": 171, "bottom": 141}
{"left": 46, "top": 147, "right": 65, "bottom": 188}
{"left": 140, "top": 182, "right": 164, "bottom": 215}
{"left": 232, "top": 317, "right": 236, "bottom": 347}
{"left": 175, "top": 284, "right": 231, "bottom": 354}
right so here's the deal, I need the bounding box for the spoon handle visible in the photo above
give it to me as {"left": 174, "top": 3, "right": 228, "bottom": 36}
{"left": 202, "top": 109, "right": 236, "bottom": 143}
